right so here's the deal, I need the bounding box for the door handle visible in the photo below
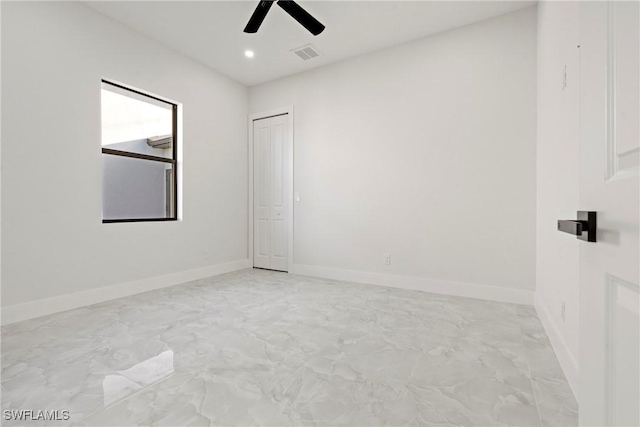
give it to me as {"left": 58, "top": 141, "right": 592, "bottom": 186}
{"left": 558, "top": 220, "right": 587, "bottom": 235}
{"left": 558, "top": 211, "right": 597, "bottom": 242}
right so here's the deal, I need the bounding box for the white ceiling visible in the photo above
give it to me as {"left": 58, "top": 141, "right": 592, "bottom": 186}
{"left": 85, "top": 1, "right": 536, "bottom": 86}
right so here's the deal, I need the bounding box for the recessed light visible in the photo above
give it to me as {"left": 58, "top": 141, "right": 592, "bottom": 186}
{"left": 244, "top": 50, "right": 255, "bottom": 58}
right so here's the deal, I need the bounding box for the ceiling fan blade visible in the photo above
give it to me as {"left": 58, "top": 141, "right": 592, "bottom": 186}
{"left": 244, "top": 1, "right": 275, "bottom": 33}
{"left": 276, "top": 1, "right": 325, "bottom": 36}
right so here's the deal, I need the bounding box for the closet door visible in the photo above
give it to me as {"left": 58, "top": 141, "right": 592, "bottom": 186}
{"left": 253, "top": 114, "right": 289, "bottom": 271}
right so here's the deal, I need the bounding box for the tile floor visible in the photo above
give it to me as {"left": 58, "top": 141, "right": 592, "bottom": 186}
{"left": 1, "top": 269, "right": 577, "bottom": 426}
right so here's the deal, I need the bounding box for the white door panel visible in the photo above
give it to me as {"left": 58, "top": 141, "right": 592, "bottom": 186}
{"left": 253, "top": 114, "right": 289, "bottom": 272}
{"left": 272, "top": 121, "right": 285, "bottom": 208}
{"left": 257, "top": 220, "right": 269, "bottom": 256}
{"left": 254, "top": 120, "right": 271, "bottom": 269}
{"left": 612, "top": 2, "right": 639, "bottom": 165}
{"left": 579, "top": 2, "right": 639, "bottom": 425}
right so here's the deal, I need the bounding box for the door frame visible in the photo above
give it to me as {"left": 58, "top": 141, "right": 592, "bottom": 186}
{"left": 248, "top": 106, "right": 294, "bottom": 271}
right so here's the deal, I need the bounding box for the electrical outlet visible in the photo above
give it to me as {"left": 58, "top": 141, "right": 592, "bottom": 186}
{"left": 383, "top": 253, "right": 391, "bottom": 265}
{"left": 561, "top": 301, "right": 566, "bottom": 322}
{"left": 203, "top": 249, "right": 210, "bottom": 258}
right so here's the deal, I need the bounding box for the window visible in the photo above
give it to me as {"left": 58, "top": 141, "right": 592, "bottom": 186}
{"left": 101, "top": 80, "right": 178, "bottom": 223}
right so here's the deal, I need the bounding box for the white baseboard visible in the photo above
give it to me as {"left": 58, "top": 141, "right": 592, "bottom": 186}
{"left": 1, "top": 259, "right": 249, "bottom": 326}
{"left": 534, "top": 291, "right": 580, "bottom": 401}
{"left": 290, "top": 263, "right": 534, "bottom": 305}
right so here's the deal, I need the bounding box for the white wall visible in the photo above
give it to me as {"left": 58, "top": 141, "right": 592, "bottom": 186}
{"left": 535, "top": 1, "right": 580, "bottom": 395}
{"left": 1, "top": 2, "right": 248, "bottom": 315}
{"left": 249, "top": 8, "right": 537, "bottom": 297}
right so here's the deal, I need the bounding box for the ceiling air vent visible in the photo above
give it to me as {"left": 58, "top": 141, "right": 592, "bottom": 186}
{"left": 292, "top": 44, "right": 320, "bottom": 61}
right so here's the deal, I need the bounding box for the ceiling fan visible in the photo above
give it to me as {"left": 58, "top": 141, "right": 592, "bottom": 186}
{"left": 244, "top": 1, "right": 325, "bottom": 36}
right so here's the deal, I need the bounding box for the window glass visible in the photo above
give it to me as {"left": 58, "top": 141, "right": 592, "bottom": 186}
{"left": 101, "top": 81, "right": 177, "bottom": 222}
{"left": 102, "top": 155, "right": 175, "bottom": 221}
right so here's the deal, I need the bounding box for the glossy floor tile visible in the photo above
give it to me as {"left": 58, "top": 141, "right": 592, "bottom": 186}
{"left": 1, "top": 269, "right": 577, "bottom": 426}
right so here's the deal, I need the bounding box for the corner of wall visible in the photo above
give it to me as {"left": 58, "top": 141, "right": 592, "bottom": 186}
{"left": 534, "top": 290, "right": 580, "bottom": 400}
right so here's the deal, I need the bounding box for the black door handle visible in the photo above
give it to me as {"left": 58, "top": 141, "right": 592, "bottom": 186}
{"left": 558, "top": 211, "right": 597, "bottom": 242}
{"left": 558, "top": 220, "right": 587, "bottom": 235}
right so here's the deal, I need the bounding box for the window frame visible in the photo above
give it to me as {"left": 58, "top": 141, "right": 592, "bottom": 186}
{"left": 101, "top": 80, "right": 179, "bottom": 224}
